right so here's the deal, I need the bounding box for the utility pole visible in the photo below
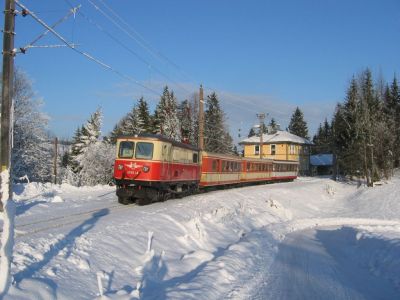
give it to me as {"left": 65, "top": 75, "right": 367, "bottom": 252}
{"left": 256, "top": 113, "right": 265, "bottom": 159}
{"left": 0, "top": 0, "right": 16, "bottom": 211}
{"left": 53, "top": 137, "right": 58, "bottom": 184}
{"left": 198, "top": 85, "right": 204, "bottom": 150}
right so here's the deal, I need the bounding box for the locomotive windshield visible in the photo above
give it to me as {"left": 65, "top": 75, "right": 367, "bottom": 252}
{"left": 119, "top": 141, "right": 134, "bottom": 158}
{"left": 136, "top": 142, "right": 154, "bottom": 160}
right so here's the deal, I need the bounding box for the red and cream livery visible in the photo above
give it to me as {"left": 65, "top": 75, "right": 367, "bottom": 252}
{"left": 114, "top": 134, "right": 200, "bottom": 205}
{"left": 114, "top": 134, "right": 298, "bottom": 205}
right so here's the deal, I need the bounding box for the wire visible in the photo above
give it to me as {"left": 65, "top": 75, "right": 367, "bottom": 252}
{"left": 83, "top": 0, "right": 193, "bottom": 96}
{"left": 85, "top": 0, "right": 293, "bottom": 125}
{"left": 96, "top": 0, "right": 182, "bottom": 73}
{"left": 15, "top": 0, "right": 162, "bottom": 97}
{"left": 21, "top": 5, "right": 80, "bottom": 52}
{"left": 75, "top": 6, "right": 193, "bottom": 97}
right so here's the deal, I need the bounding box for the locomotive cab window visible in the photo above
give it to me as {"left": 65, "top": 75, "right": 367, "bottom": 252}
{"left": 135, "top": 142, "right": 154, "bottom": 160}
{"left": 119, "top": 141, "right": 134, "bottom": 158}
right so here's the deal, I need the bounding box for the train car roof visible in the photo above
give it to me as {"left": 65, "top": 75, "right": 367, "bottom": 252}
{"left": 201, "top": 151, "right": 243, "bottom": 161}
{"left": 116, "top": 134, "right": 200, "bottom": 151}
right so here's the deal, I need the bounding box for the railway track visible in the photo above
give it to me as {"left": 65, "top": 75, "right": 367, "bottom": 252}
{"left": 1, "top": 202, "right": 137, "bottom": 239}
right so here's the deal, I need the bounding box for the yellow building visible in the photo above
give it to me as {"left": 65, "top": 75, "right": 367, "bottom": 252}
{"left": 239, "top": 130, "right": 312, "bottom": 175}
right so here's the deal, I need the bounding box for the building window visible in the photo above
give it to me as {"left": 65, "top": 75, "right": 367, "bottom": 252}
{"left": 271, "top": 144, "right": 276, "bottom": 155}
{"left": 255, "top": 145, "right": 260, "bottom": 155}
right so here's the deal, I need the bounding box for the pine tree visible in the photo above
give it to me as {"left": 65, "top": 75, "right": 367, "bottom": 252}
{"left": 268, "top": 118, "right": 278, "bottom": 132}
{"left": 332, "top": 77, "right": 364, "bottom": 179}
{"left": 69, "top": 108, "right": 103, "bottom": 181}
{"left": 248, "top": 127, "right": 256, "bottom": 138}
{"left": 178, "top": 99, "right": 196, "bottom": 144}
{"left": 108, "top": 123, "right": 124, "bottom": 144}
{"left": 288, "top": 107, "right": 309, "bottom": 139}
{"left": 153, "top": 86, "right": 181, "bottom": 141}
{"left": 332, "top": 69, "right": 396, "bottom": 183}
{"left": 204, "top": 92, "right": 233, "bottom": 153}
{"left": 137, "top": 97, "right": 152, "bottom": 133}
{"left": 385, "top": 76, "right": 400, "bottom": 167}
{"left": 120, "top": 106, "right": 141, "bottom": 136}
{"left": 312, "top": 118, "right": 332, "bottom": 154}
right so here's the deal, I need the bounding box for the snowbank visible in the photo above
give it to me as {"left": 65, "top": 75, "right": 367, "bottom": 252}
{"left": 1, "top": 176, "right": 399, "bottom": 299}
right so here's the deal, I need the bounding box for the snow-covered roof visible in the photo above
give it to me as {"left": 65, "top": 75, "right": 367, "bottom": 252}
{"left": 310, "top": 154, "right": 333, "bottom": 166}
{"left": 239, "top": 130, "right": 313, "bottom": 145}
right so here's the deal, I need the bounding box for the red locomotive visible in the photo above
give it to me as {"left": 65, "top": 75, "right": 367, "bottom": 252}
{"left": 114, "top": 134, "right": 298, "bottom": 205}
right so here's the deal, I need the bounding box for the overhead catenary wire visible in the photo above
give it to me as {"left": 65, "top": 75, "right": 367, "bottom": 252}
{"left": 68, "top": 4, "right": 193, "bottom": 98}
{"left": 82, "top": 0, "right": 193, "bottom": 97}
{"left": 20, "top": 5, "right": 81, "bottom": 53}
{"left": 92, "top": 0, "right": 274, "bottom": 116}
{"left": 96, "top": 0, "right": 185, "bottom": 73}
{"left": 15, "top": 0, "right": 162, "bottom": 97}
{"left": 81, "top": 0, "right": 294, "bottom": 126}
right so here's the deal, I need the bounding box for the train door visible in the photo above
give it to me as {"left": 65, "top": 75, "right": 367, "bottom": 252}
{"left": 161, "top": 143, "right": 171, "bottom": 180}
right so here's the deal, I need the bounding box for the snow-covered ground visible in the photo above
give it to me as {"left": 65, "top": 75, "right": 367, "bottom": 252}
{"left": 1, "top": 175, "right": 400, "bottom": 299}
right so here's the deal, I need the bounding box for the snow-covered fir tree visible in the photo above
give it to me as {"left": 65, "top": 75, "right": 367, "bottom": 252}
{"left": 332, "top": 77, "right": 364, "bottom": 179}
{"left": 108, "top": 98, "right": 152, "bottom": 143}
{"left": 153, "top": 86, "right": 181, "bottom": 141}
{"left": 108, "top": 123, "right": 124, "bottom": 144}
{"left": 178, "top": 99, "right": 196, "bottom": 144}
{"left": 332, "top": 69, "right": 399, "bottom": 184}
{"left": 68, "top": 108, "right": 102, "bottom": 180}
{"left": 120, "top": 105, "right": 141, "bottom": 136}
{"left": 79, "top": 141, "right": 116, "bottom": 186}
{"left": 137, "top": 97, "right": 152, "bottom": 133}
{"left": 204, "top": 92, "right": 233, "bottom": 153}
{"left": 11, "top": 70, "right": 53, "bottom": 182}
{"left": 288, "top": 107, "right": 309, "bottom": 139}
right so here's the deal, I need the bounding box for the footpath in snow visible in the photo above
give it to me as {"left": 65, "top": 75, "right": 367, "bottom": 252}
{"left": 0, "top": 176, "right": 400, "bottom": 299}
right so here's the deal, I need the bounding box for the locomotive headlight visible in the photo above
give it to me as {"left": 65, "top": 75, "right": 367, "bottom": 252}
{"left": 117, "top": 164, "right": 124, "bottom": 170}
{"left": 142, "top": 166, "right": 150, "bottom": 173}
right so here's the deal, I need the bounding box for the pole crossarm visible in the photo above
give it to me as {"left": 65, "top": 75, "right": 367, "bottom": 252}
{"left": 19, "top": 4, "right": 81, "bottom": 54}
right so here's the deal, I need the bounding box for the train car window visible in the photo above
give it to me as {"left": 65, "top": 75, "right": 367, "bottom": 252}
{"left": 135, "top": 142, "right": 154, "bottom": 160}
{"left": 193, "top": 153, "right": 198, "bottom": 163}
{"left": 212, "top": 160, "right": 218, "bottom": 172}
{"left": 222, "top": 161, "right": 226, "bottom": 171}
{"left": 246, "top": 162, "right": 250, "bottom": 172}
{"left": 119, "top": 141, "right": 134, "bottom": 158}
{"left": 162, "top": 145, "right": 167, "bottom": 158}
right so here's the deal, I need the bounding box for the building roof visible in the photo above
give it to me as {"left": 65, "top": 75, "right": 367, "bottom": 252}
{"left": 310, "top": 154, "right": 333, "bottom": 166}
{"left": 239, "top": 130, "right": 313, "bottom": 145}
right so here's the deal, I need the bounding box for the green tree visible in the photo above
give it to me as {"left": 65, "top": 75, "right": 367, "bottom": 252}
{"left": 204, "top": 92, "right": 233, "bottom": 153}
{"left": 312, "top": 118, "right": 332, "bottom": 154}
{"left": 288, "top": 107, "right": 309, "bottom": 139}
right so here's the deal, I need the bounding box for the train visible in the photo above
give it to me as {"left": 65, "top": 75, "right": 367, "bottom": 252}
{"left": 113, "top": 134, "right": 298, "bottom": 205}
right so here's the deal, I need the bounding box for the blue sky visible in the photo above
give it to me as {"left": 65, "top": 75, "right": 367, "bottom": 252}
{"left": 5, "top": 0, "right": 400, "bottom": 142}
